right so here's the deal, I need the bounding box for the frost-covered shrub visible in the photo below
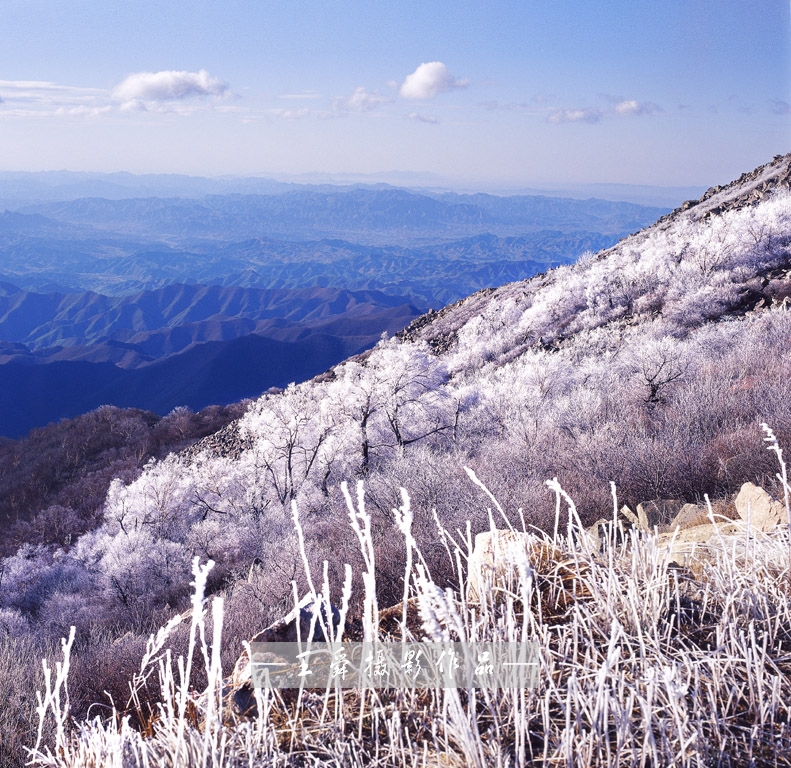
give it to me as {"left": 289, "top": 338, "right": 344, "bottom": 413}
{"left": 0, "top": 544, "right": 88, "bottom": 616}
{"left": 0, "top": 607, "right": 28, "bottom": 636}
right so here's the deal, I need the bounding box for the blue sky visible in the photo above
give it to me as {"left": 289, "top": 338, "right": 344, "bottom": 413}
{"left": 1, "top": 0, "right": 788, "bottom": 189}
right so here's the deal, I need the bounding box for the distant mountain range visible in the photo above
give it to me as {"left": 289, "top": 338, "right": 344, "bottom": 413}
{"left": 0, "top": 187, "right": 666, "bottom": 304}
{"left": 0, "top": 169, "right": 705, "bottom": 207}
{"left": 18, "top": 188, "right": 665, "bottom": 242}
{"left": 0, "top": 283, "right": 418, "bottom": 359}
{"left": 0, "top": 283, "right": 419, "bottom": 437}
{"left": 0, "top": 180, "right": 670, "bottom": 437}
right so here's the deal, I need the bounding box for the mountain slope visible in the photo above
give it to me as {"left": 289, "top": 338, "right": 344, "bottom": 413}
{"left": 2, "top": 152, "right": 790, "bottom": 645}
{"left": 2, "top": 155, "right": 790, "bottom": 768}
{"left": 400, "top": 153, "right": 791, "bottom": 357}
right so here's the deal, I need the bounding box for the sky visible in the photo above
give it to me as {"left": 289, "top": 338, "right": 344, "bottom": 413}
{"left": 1, "top": 0, "right": 789, "bottom": 191}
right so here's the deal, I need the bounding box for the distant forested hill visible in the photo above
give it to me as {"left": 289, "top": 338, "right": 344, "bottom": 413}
{"left": 0, "top": 187, "right": 666, "bottom": 303}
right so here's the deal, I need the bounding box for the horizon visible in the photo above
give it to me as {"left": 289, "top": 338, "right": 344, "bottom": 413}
{"left": 0, "top": 166, "right": 711, "bottom": 207}
{"left": 2, "top": 1, "right": 789, "bottom": 191}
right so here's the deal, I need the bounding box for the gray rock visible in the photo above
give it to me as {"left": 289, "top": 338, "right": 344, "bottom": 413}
{"left": 618, "top": 505, "right": 640, "bottom": 528}
{"left": 586, "top": 518, "right": 626, "bottom": 551}
{"left": 467, "top": 530, "right": 532, "bottom": 603}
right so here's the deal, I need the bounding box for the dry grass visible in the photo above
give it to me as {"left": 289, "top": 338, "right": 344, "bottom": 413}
{"left": 25, "top": 455, "right": 791, "bottom": 767}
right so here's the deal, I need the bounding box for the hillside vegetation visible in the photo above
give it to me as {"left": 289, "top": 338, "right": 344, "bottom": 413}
{"left": 2, "top": 154, "right": 791, "bottom": 766}
{"left": 26, "top": 483, "right": 791, "bottom": 766}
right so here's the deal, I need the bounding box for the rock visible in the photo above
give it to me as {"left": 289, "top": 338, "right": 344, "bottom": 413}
{"left": 618, "top": 505, "right": 640, "bottom": 528}
{"left": 665, "top": 503, "right": 711, "bottom": 532}
{"left": 585, "top": 518, "right": 626, "bottom": 551}
{"left": 636, "top": 499, "right": 684, "bottom": 531}
{"left": 656, "top": 521, "right": 744, "bottom": 578}
{"left": 180, "top": 420, "right": 253, "bottom": 462}
{"left": 227, "top": 593, "right": 341, "bottom": 718}
{"left": 252, "top": 596, "right": 341, "bottom": 645}
{"left": 585, "top": 518, "right": 609, "bottom": 545}
{"left": 735, "top": 482, "right": 787, "bottom": 531}
{"left": 466, "top": 529, "right": 588, "bottom": 620}
{"left": 468, "top": 530, "right": 546, "bottom": 603}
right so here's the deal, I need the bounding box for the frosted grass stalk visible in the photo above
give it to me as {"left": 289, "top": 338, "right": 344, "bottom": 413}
{"left": 394, "top": 488, "right": 415, "bottom": 642}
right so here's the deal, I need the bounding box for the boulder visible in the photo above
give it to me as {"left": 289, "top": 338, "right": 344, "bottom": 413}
{"left": 465, "top": 529, "right": 588, "bottom": 618}
{"left": 468, "top": 530, "right": 542, "bottom": 603}
{"left": 250, "top": 596, "right": 341, "bottom": 645}
{"left": 227, "top": 594, "right": 341, "bottom": 718}
{"left": 734, "top": 482, "right": 787, "bottom": 531}
{"left": 656, "top": 521, "right": 744, "bottom": 578}
{"left": 585, "top": 518, "right": 626, "bottom": 551}
{"left": 636, "top": 499, "right": 684, "bottom": 531}
{"left": 618, "top": 505, "right": 640, "bottom": 528}
{"left": 665, "top": 503, "right": 711, "bottom": 532}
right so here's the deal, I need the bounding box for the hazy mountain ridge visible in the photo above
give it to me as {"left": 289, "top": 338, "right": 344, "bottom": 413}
{"left": 0, "top": 186, "right": 666, "bottom": 302}
{"left": 18, "top": 188, "right": 667, "bottom": 242}
{"left": 0, "top": 227, "right": 621, "bottom": 305}
{"left": 0, "top": 284, "right": 419, "bottom": 438}
{"left": 0, "top": 168, "right": 699, "bottom": 206}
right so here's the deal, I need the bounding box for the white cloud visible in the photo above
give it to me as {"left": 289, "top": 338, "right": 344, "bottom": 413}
{"left": 55, "top": 105, "right": 114, "bottom": 117}
{"left": 0, "top": 79, "right": 106, "bottom": 116}
{"left": 771, "top": 99, "right": 791, "bottom": 115}
{"left": 407, "top": 112, "right": 440, "bottom": 124}
{"left": 278, "top": 91, "right": 322, "bottom": 100}
{"left": 268, "top": 107, "right": 311, "bottom": 119}
{"left": 335, "top": 86, "right": 391, "bottom": 112}
{"left": 614, "top": 99, "right": 662, "bottom": 116}
{"left": 113, "top": 69, "right": 229, "bottom": 109}
{"left": 547, "top": 107, "right": 602, "bottom": 124}
{"left": 545, "top": 98, "right": 663, "bottom": 125}
{"left": 399, "top": 62, "right": 467, "bottom": 100}
{"left": 0, "top": 71, "right": 232, "bottom": 119}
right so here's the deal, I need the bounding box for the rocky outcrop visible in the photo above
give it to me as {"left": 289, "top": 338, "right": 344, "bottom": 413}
{"left": 659, "top": 153, "right": 791, "bottom": 224}
{"left": 665, "top": 503, "right": 714, "bottom": 531}
{"left": 654, "top": 484, "right": 788, "bottom": 577}
{"left": 180, "top": 420, "right": 252, "bottom": 461}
